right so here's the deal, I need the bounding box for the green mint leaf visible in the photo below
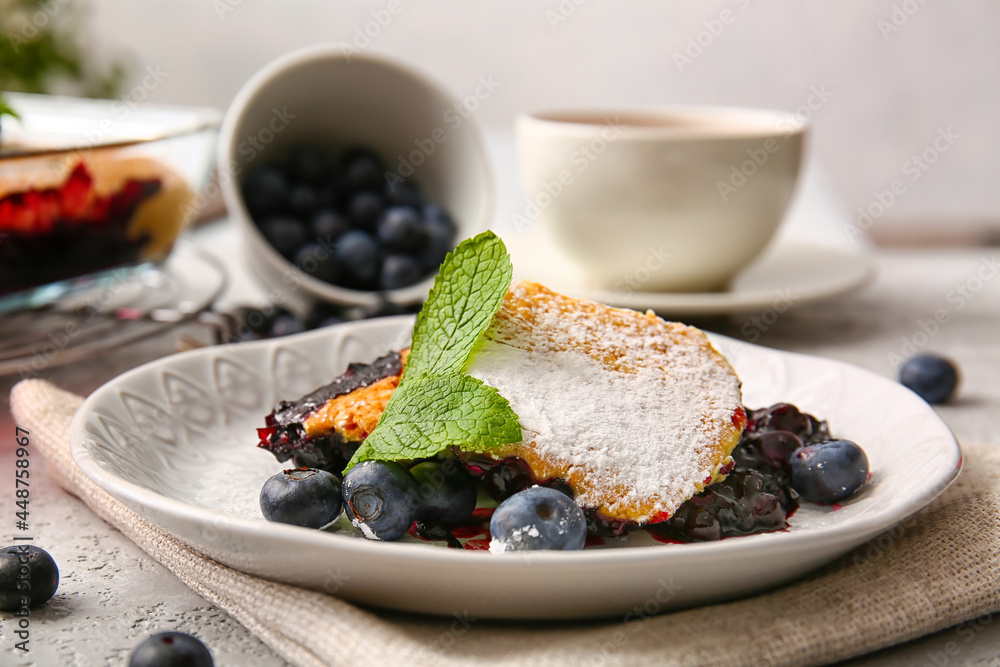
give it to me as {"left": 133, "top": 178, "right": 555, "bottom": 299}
{"left": 406, "top": 230, "right": 513, "bottom": 376}
{"left": 346, "top": 373, "right": 522, "bottom": 467}
{"left": 342, "top": 231, "right": 521, "bottom": 471}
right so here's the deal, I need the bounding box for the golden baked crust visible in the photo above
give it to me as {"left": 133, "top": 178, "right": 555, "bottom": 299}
{"left": 304, "top": 373, "right": 401, "bottom": 442}
{"left": 302, "top": 349, "right": 408, "bottom": 442}
{"left": 466, "top": 282, "right": 745, "bottom": 523}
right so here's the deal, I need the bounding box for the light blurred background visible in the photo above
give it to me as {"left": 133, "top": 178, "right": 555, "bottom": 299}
{"left": 6, "top": 0, "right": 998, "bottom": 229}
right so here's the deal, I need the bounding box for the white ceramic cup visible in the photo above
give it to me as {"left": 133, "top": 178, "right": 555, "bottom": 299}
{"left": 515, "top": 107, "right": 805, "bottom": 293}
{"left": 219, "top": 45, "right": 493, "bottom": 309}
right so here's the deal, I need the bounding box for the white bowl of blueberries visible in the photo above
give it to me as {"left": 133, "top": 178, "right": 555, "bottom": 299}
{"left": 219, "top": 45, "right": 493, "bottom": 309}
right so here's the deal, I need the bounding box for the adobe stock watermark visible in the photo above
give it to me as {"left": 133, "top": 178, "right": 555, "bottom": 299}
{"left": 877, "top": 0, "right": 933, "bottom": 42}
{"left": 717, "top": 85, "right": 832, "bottom": 202}
{"left": 673, "top": 0, "right": 753, "bottom": 73}
{"left": 17, "top": 268, "right": 134, "bottom": 379}
{"left": 436, "top": 610, "right": 477, "bottom": 649}
{"left": 923, "top": 614, "right": 992, "bottom": 667}
{"left": 585, "top": 577, "right": 683, "bottom": 666}
{"left": 183, "top": 105, "right": 296, "bottom": 221}
{"left": 6, "top": 0, "right": 72, "bottom": 53}
{"left": 546, "top": 0, "right": 589, "bottom": 31}
{"left": 322, "top": 566, "right": 351, "bottom": 595}
{"left": 201, "top": 514, "right": 233, "bottom": 544}
{"left": 739, "top": 288, "right": 800, "bottom": 343}
{"left": 384, "top": 75, "right": 501, "bottom": 187}
{"left": 213, "top": 0, "right": 242, "bottom": 20}
{"left": 511, "top": 116, "right": 625, "bottom": 232}
{"left": 614, "top": 246, "right": 673, "bottom": 295}
{"left": 337, "top": 0, "right": 409, "bottom": 60}
{"left": 886, "top": 253, "right": 999, "bottom": 370}
{"left": 845, "top": 126, "right": 959, "bottom": 244}
{"left": 48, "top": 64, "right": 170, "bottom": 173}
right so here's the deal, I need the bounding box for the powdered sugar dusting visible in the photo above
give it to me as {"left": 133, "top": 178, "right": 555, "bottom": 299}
{"left": 353, "top": 519, "right": 377, "bottom": 540}
{"left": 489, "top": 525, "right": 543, "bottom": 554}
{"left": 468, "top": 282, "right": 743, "bottom": 523}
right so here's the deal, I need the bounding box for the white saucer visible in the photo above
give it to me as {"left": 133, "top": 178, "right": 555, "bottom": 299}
{"left": 502, "top": 226, "right": 877, "bottom": 316}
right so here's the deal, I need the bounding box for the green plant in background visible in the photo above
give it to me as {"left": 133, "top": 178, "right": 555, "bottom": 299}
{"left": 0, "top": 0, "right": 125, "bottom": 121}
{"left": 0, "top": 96, "right": 19, "bottom": 122}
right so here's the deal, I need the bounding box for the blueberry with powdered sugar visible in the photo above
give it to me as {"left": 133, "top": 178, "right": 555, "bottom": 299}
{"left": 489, "top": 486, "right": 586, "bottom": 552}
{"left": 342, "top": 461, "right": 422, "bottom": 541}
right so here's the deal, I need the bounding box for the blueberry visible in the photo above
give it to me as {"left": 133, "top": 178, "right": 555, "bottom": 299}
{"left": 287, "top": 184, "right": 320, "bottom": 218}
{"left": 417, "top": 223, "right": 453, "bottom": 272}
{"left": 681, "top": 507, "right": 722, "bottom": 542}
{"left": 410, "top": 461, "right": 478, "bottom": 523}
{"left": 268, "top": 313, "right": 306, "bottom": 338}
{"left": 384, "top": 180, "right": 424, "bottom": 207}
{"left": 348, "top": 192, "right": 386, "bottom": 231}
{"left": 294, "top": 242, "right": 340, "bottom": 284}
{"left": 749, "top": 403, "right": 830, "bottom": 444}
{"left": 260, "top": 468, "right": 343, "bottom": 529}
{"left": 259, "top": 217, "right": 308, "bottom": 259}
{"left": 311, "top": 210, "right": 349, "bottom": 243}
{"left": 0, "top": 545, "right": 59, "bottom": 610}
{"left": 790, "top": 439, "right": 869, "bottom": 504}
{"left": 341, "top": 147, "right": 385, "bottom": 192}
{"left": 242, "top": 167, "right": 288, "bottom": 215}
{"left": 899, "top": 354, "right": 959, "bottom": 404}
{"left": 342, "top": 461, "right": 421, "bottom": 541}
{"left": 315, "top": 184, "right": 338, "bottom": 210}
{"left": 423, "top": 203, "right": 457, "bottom": 238}
{"left": 304, "top": 305, "right": 345, "bottom": 330}
{"left": 380, "top": 255, "right": 423, "bottom": 290}
{"left": 335, "top": 230, "right": 381, "bottom": 287}
{"left": 377, "top": 206, "right": 428, "bottom": 251}
{"left": 489, "top": 486, "right": 587, "bottom": 552}
{"left": 230, "top": 306, "right": 287, "bottom": 342}
{"left": 287, "top": 145, "right": 329, "bottom": 186}
{"left": 324, "top": 162, "right": 347, "bottom": 199}
{"left": 343, "top": 300, "right": 408, "bottom": 321}
{"left": 314, "top": 315, "right": 345, "bottom": 329}
{"left": 752, "top": 430, "right": 803, "bottom": 474}
{"left": 129, "top": 631, "right": 214, "bottom": 667}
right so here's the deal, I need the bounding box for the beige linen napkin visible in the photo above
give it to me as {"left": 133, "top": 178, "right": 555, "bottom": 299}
{"left": 11, "top": 378, "right": 1000, "bottom": 667}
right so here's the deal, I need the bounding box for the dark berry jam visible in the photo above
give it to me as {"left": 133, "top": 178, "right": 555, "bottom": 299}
{"left": 257, "top": 351, "right": 402, "bottom": 475}
{"left": 648, "top": 403, "right": 832, "bottom": 543}
{"left": 0, "top": 162, "right": 162, "bottom": 295}
{"left": 648, "top": 469, "right": 795, "bottom": 542}
{"left": 746, "top": 403, "right": 830, "bottom": 445}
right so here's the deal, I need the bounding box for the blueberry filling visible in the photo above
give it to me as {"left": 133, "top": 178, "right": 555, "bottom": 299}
{"left": 257, "top": 350, "right": 402, "bottom": 472}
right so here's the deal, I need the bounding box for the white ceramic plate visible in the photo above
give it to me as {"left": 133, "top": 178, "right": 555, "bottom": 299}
{"left": 503, "top": 225, "right": 876, "bottom": 316}
{"left": 70, "top": 316, "right": 960, "bottom": 619}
